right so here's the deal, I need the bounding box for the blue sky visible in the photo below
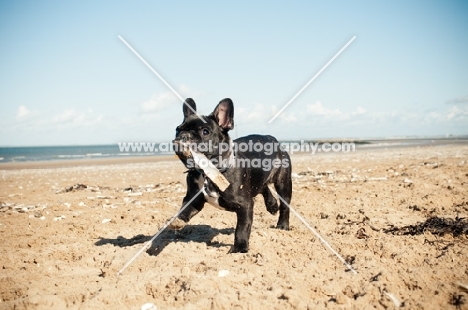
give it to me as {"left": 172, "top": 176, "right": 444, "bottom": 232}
{"left": 0, "top": 0, "right": 467, "bottom": 146}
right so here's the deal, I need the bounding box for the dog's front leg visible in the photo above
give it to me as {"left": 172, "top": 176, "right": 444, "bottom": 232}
{"left": 170, "top": 193, "right": 205, "bottom": 230}
{"left": 230, "top": 202, "right": 254, "bottom": 253}
{"left": 170, "top": 170, "right": 206, "bottom": 230}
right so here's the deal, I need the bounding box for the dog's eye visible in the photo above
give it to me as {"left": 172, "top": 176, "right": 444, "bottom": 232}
{"left": 202, "top": 128, "right": 210, "bottom": 136}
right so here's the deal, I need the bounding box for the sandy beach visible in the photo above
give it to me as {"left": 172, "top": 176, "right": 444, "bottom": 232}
{"left": 1, "top": 144, "right": 467, "bottom": 309}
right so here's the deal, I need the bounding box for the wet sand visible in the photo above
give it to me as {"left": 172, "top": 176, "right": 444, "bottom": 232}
{"left": 1, "top": 144, "right": 467, "bottom": 309}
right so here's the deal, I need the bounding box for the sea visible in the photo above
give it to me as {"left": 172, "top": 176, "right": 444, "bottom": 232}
{"left": 0, "top": 144, "right": 161, "bottom": 163}
{"left": 0, "top": 138, "right": 466, "bottom": 163}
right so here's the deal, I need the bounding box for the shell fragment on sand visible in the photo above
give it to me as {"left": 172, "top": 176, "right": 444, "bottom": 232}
{"left": 366, "top": 177, "right": 388, "bottom": 181}
{"left": 190, "top": 149, "right": 230, "bottom": 191}
{"left": 455, "top": 282, "right": 468, "bottom": 292}
{"left": 53, "top": 215, "right": 66, "bottom": 221}
{"left": 141, "top": 303, "right": 157, "bottom": 310}
{"left": 384, "top": 291, "right": 401, "bottom": 308}
{"left": 218, "top": 270, "right": 230, "bottom": 277}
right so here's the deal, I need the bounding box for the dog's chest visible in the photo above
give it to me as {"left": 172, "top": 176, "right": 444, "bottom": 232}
{"left": 197, "top": 175, "right": 226, "bottom": 211}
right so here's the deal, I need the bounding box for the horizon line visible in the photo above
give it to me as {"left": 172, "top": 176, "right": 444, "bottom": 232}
{"left": 1, "top": 134, "right": 468, "bottom": 148}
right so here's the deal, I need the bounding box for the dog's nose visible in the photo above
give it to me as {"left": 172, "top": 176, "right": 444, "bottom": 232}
{"left": 176, "top": 132, "right": 192, "bottom": 143}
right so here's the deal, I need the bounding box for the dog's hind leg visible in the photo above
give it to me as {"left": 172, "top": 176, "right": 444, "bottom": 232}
{"left": 274, "top": 164, "right": 292, "bottom": 230}
{"left": 262, "top": 185, "right": 279, "bottom": 215}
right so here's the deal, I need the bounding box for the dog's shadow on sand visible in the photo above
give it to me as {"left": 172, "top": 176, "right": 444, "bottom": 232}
{"left": 95, "top": 225, "right": 234, "bottom": 256}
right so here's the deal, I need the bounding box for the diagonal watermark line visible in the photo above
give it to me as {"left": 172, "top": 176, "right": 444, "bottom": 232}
{"left": 118, "top": 35, "right": 206, "bottom": 123}
{"left": 272, "top": 189, "right": 358, "bottom": 274}
{"left": 268, "top": 35, "right": 356, "bottom": 123}
{"left": 117, "top": 189, "right": 204, "bottom": 275}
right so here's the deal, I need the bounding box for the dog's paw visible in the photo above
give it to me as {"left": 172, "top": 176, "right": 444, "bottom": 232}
{"left": 169, "top": 218, "right": 186, "bottom": 230}
{"left": 266, "top": 202, "right": 279, "bottom": 215}
{"left": 276, "top": 223, "right": 290, "bottom": 231}
{"left": 229, "top": 242, "right": 249, "bottom": 254}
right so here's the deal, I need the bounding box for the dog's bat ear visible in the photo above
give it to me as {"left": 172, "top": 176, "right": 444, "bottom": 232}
{"left": 211, "top": 98, "right": 234, "bottom": 131}
{"left": 183, "top": 98, "right": 197, "bottom": 120}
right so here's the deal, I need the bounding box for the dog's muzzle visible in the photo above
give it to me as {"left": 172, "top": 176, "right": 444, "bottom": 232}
{"left": 173, "top": 139, "right": 192, "bottom": 158}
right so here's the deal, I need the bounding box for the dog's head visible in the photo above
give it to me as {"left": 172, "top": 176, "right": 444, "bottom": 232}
{"left": 173, "top": 98, "right": 234, "bottom": 168}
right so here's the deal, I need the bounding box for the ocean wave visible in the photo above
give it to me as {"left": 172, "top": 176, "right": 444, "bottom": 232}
{"left": 117, "top": 153, "right": 154, "bottom": 157}
{"left": 57, "top": 155, "right": 86, "bottom": 158}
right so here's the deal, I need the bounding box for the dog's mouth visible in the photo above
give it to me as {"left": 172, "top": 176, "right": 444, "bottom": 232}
{"left": 172, "top": 139, "right": 193, "bottom": 158}
{"left": 173, "top": 139, "right": 220, "bottom": 168}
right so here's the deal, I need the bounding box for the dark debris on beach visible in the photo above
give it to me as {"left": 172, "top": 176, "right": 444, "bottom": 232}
{"left": 384, "top": 216, "right": 468, "bottom": 237}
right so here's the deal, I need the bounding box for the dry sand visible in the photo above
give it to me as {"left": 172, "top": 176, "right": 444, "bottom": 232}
{"left": 1, "top": 145, "right": 467, "bottom": 309}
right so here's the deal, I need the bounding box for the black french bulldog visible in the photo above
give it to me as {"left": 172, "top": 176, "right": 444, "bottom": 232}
{"left": 171, "top": 98, "right": 292, "bottom": 253}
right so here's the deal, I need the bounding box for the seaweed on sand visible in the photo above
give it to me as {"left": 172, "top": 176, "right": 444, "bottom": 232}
{"left": 384, "top": 216, "right": 468, "bottom": 237}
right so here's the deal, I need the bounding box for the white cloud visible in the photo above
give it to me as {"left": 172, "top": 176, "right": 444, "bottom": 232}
{"left": 237, "top": 103, "right": 276, "bottom": 123}
{"left": 53, "top": 109, "right": 102, "bottom": 127}
{"left": 16, "top": 105, "right": 30, "bottom": 120}
{"left": 235, "top": 101, "right": 366, "bottom": 128}
{"left": 236, "top": 100, "right": 455, "bottom": 137}
{"left": 141, "top": 91, "right": 178, "bottom": 113}
{"left": 446, "top": 95, "right": 468, "bottom": 105}
{"left": 353, "top": 106, "right": 366, "bottom": 116}
{"left": 141, "top": 84, "right": 206, "bottom": 113}
{"left": 307, "top": 101, "right": 342, "bottom": 117}
{"left": 446, "top": 105, "right": 468, "bottom": 121}
{"left": 53, "top": 109, "right": 78, "bottom": 123}
{"left": 418, "top": 105, "right": 468, "bottom": 124}
{"left": 179, "top": 84, "right": 205, "bottom": 98}
{"left": 305, "top": 101, "right": 366, "bottom": 121}
{"left": 278, "top": 111, "right": 298, "bottom": 123}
